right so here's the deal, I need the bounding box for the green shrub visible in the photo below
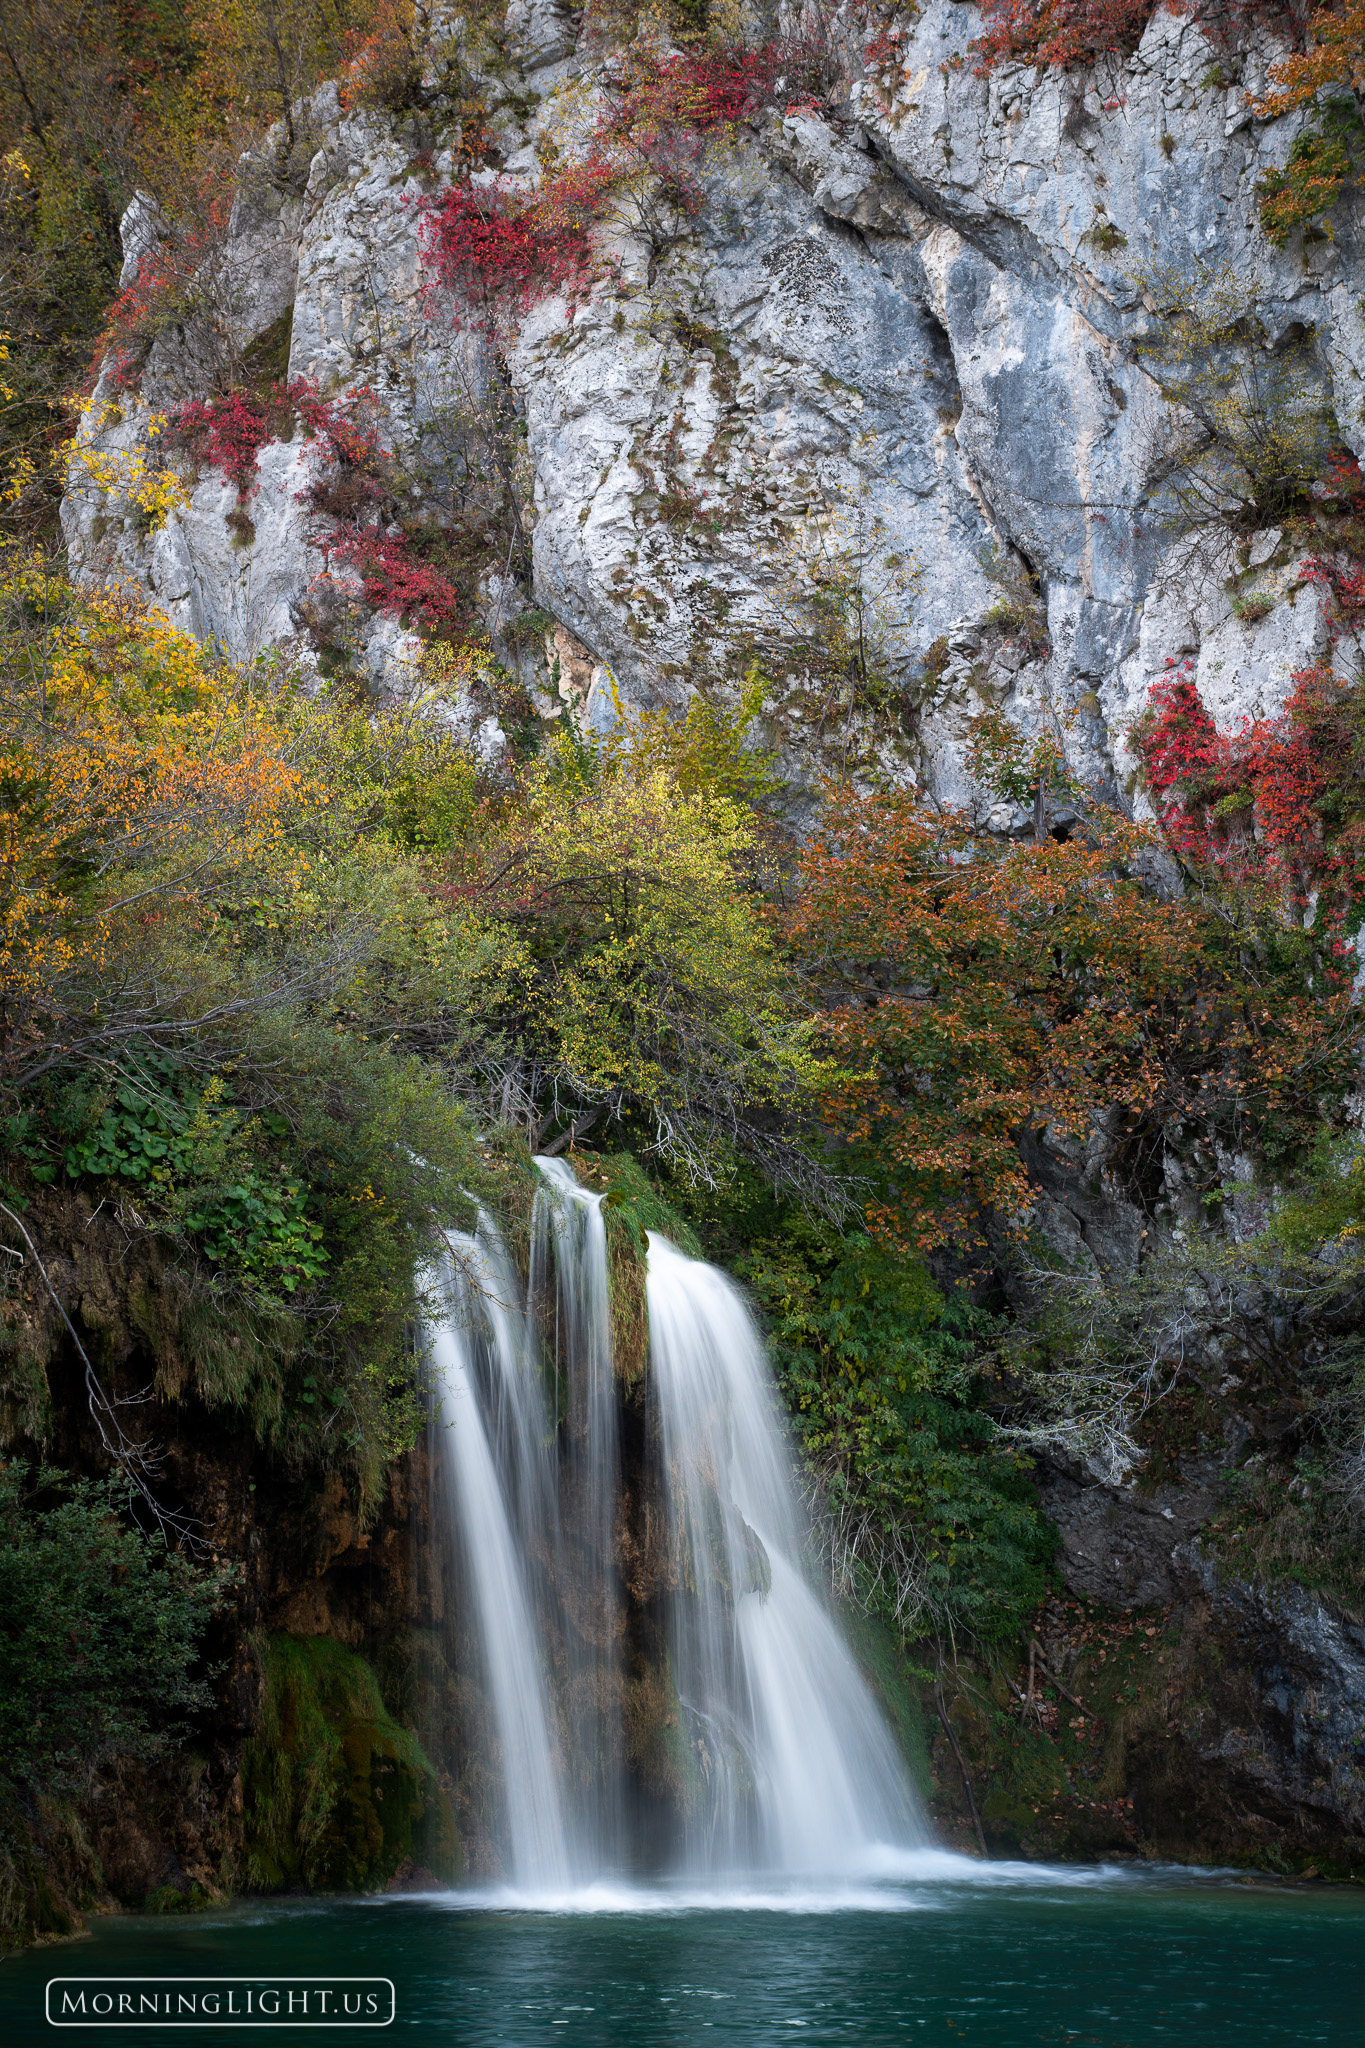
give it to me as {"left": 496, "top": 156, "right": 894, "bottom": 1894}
{"left": 0, "top": 1463, "right": 229, "bottom": 1793}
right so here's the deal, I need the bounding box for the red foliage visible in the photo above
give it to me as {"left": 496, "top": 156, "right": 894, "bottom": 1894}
{"left": 1301, "top": 452, "right": 1365, "bottom": 621}
{"left": 420, "top": 42, "right": 783, "bottom": 315}
{"left": 171, "top": 379, "right": 392, "bottom": 505}
{"left": 970, "top": 0, "right": 1306, "bottom": 74}
{"left": 972, "top": 0, "right": 1160, "bottom": 72}
{"left": 1131, "top": 660, "right": 1365, "bottom": 961}
{"left": 420, "top": 176, "right": 605, "bottom": 309}
{"left": 289, "top": 379, "right": 390, "bottom": 474}
{"left": 93, "top": 198, "right": 232, "bottom": 393}
{"left": 173, "top": 390, "right": 273, "bottom": 498}
{"left": 326, "top": 528, "right": 465, "bottom": 633}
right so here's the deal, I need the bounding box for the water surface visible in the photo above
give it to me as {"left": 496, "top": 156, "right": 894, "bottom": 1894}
{"left": 4, "top": 1853, "right": 1362, "bottom": 2047}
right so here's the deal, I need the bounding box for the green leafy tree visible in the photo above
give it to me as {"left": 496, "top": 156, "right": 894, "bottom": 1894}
{"left": 0, "top": 1463, "right": 229, "bottom": 1791}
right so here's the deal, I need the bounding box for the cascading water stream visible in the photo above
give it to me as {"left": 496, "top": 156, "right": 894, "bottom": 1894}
{"left": 645, "top": 1233, "right": 925, "bottom": 1875}
{"left": 427, "top": 1220, "right": 571, "bottom": 1890}
{"left": 429, "top": 1164, "right": 926, "bottom": 1892}
{"left": 529, "top": 1159, "right": 625, "bottom": 1872}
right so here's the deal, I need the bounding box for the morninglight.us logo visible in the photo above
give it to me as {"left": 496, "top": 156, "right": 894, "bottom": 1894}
{"left": 44, "top": 1979, "right": 395, "bottom": 2028}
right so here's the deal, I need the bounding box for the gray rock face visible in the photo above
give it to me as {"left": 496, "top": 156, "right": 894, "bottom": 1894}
{"left": 61, "top": 1, "right": 1364, "bottom": 791}
{"left": 1175, "top": 1540, "right": 1365, "bottom": 1842}
{"left": 1038, "top": 1463, "right": 1365, "bottom": 1855}
{"left": 1040, "top": 1452, "right": 1226, "bottom": 1609}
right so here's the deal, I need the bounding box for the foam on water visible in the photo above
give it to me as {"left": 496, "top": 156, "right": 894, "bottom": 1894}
{"left": 377, "top": 1850, "right": 1200, "bottom": 1918}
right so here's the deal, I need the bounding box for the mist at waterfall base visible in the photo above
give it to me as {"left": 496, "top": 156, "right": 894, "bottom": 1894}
{"left": 429, "top": 1158, "right": 921, "bottom": 1891}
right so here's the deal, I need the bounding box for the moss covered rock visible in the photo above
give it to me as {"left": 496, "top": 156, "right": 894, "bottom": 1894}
{"left": 241, "top": 1633, "right": 459, "bottom": 1893}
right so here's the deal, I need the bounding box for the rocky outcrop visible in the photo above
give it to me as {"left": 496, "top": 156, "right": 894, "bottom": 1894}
{"left": 62, "top": 2, "right": 1364, "bottom": 809}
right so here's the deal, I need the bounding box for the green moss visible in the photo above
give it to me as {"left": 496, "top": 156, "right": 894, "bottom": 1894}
{"left": 243, "top": 306, "right": 295, "bottom": 389}
{"left": 241, "top": 1633, "right": 460, "bottom": 1894}
{"left": 839, "top": 1603, "right": 934, "bottom": 1797}
{"left": 145, "top": 1881, "right": 214, "bottom": 1914}
{"left": 575, "top": 1153, "right": 701, "bottom": 1384}
{"left": 623, "top": 1653, "right": 702, "bottom": 1812}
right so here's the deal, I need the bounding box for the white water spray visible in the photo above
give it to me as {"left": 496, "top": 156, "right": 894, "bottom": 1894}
{"left": 530, "top": 1159, "right": 625, "bottom": 1871}
{"left": 428, "top": 1223, "right": 571, "bottom": 1889}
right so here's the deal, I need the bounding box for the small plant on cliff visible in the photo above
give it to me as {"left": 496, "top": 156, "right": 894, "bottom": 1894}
{"left": 971, "top": 0, "right": 1157, "bottom": 73}
{"left": 1133, "top": 261, "right": 1336, "bottom": 535}
{"left": 419, "top": 40, "right": 791, "bottom": 321}
{"left": 172, "top": 377, "right": 388, "bottom": 507}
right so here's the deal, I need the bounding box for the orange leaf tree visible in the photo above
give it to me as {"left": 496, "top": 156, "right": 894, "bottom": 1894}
{"left": 784, "top": 772, "right": 1358, "bottom": 1252}
{"left": 0, "top": 559, "right": 310, "bottom": 1090}
{"left": 1253, "top": 2, "right": 1365, "bottom": 241}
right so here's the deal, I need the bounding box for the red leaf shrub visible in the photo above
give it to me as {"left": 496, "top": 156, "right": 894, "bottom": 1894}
{"left": 421, "top": 175, "right": 606, "bottom": 309}
{"left": 1131, "top": 659, "right": 1365, "bottom": 961}
{"left": 326, "top": 528, "right": 465, "bottom": 633}
{"left": 172, "top": 391, "right": 274, "bottom": 498}
{"left": 972, "top": 0, "right": 1160, "bottom": 71}
{"left": 420, "top": 41, "right": 785, "bottom": 315}
{"left": 971, "top": 0, "right": 1305, "bottom": 75}
{"left": 93, "top": 196, "right": 233, "bottom": 394}
{"left": 171, "top": 378, "right": 392, "bottom": 505}
{"left": 1301, "top": 453, "right": 1365, "bottom": 621}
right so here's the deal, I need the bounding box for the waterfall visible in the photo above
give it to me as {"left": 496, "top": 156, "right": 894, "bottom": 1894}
{"left": 428, "top": 1222, "right": 571, "bottom": 1890}
{"left": 530, "top": 1159, "right": 625, "bottom": 1872}
{"left": 646, "top": 1234, "right": 923, "bottom": 1875}
{"left": 429, "top": 1165, "right": 926, "bottom": 1892}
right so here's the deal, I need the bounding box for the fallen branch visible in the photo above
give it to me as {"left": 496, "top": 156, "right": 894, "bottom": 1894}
{"left": 935, "top": 1670, "right": 989, "bottom": 1858}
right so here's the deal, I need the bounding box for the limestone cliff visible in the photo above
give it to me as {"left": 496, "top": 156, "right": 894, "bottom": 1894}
{"left": 63, "top": 2, "right": 1364, "bottom": 807}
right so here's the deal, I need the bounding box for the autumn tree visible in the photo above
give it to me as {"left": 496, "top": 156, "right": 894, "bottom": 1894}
{"left": 0, "top": 555, "right": 316, "bottom": 1089}
{"left": 785, "top": 746, "right": 1359, "bottom": 1253}
{"left": 1253, "top": 1, "right": 1365, "bottom": 242}
{"left": 442, "top": 715, "right": 820, "bottom": 1191}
